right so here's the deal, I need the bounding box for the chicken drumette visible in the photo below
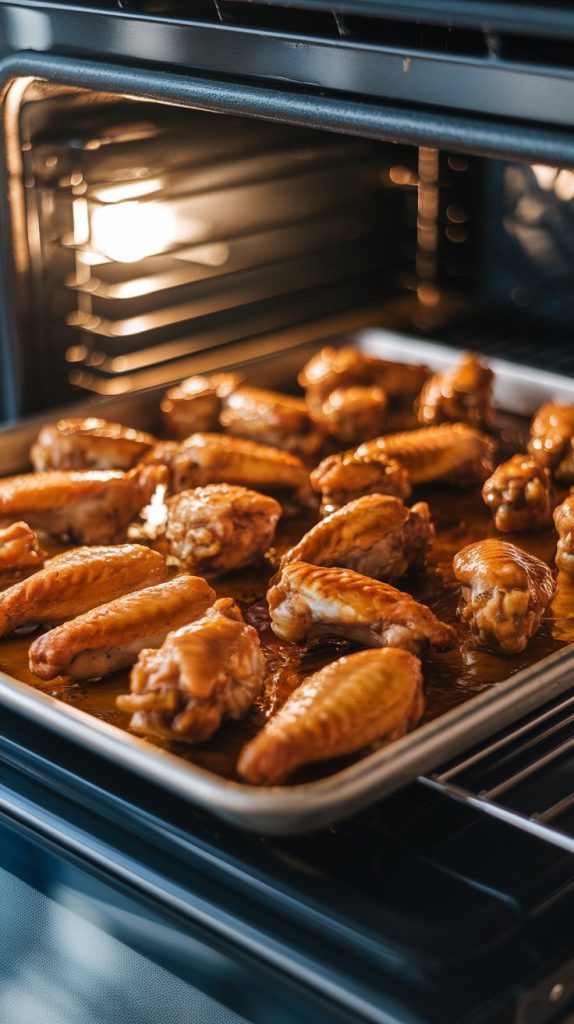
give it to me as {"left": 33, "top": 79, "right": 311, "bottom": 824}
{"left": 165, "top": 484, "right": 281, "bottom": 576}
{"left": 117, "top": 598, "right": 266, "bottom": 743}
{"left": 357, "top": 422, "right": 495, "bottom": 487}
{"left": 0, "top": 464, "right": 167, "bottom": 544}
{"left": 453, "top": 539, "right": 555, "bottom": 654}
{"left": 310, "top": 447, "right": 411, "bottom": 515}
{"left": 268, "top": 562, "right": 455, "bottom": 654}
{"left": 416, "top": 353, "right": 494, "bottom": 428}
{"left": 237, "top": 647, "right": 424, "bottom": 785}
{"left": 553, "top": 494, "right": 574, "bottom": 576}
{"left": 281, "top": 495, "right": 433, "bottom": 582}
{"left": 220, "top": 385, "right": 325, "bottom": 457}
{"left": 482, "top": 454, "right": 555, "bottom": 532}
{"left": 29, "top": 575, "right": 215, "bottom": 681}
{"left": 170, "top": 433, "right": 313, "bottom": 508}
{"left": 0, "top": 544, "right": 166, "bottom": 637}
{"left": 305, "top": 384, "right": 388, "bottom": 445}
{"left": 528, "top": 402, "right": 574, "bottom": 483}
{"left": 161, "top": 373, "right": 243, "bottom": 438}
{"left": 0, "top": 522, "right": 43, "bottom": 587}
{"left": 299, "top": 346, "right": 429, "bottom": 406}
{"left": 30, "top": 417, "right": 156, "bottom": 472}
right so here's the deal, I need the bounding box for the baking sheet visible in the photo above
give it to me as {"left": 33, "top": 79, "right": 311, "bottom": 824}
{"left": 0, "top": 330, "right": 573, "bottom": 834}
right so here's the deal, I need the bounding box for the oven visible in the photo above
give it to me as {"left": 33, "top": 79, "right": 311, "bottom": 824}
{"left": 3, "top": 3, "right": 574, "bottom": 1022}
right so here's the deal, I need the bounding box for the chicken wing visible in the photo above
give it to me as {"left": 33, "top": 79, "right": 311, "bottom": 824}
{"left": 268, "top": 562, "right": 455, "bottom": 654}
{"left": 281, "top": 495, "right": 433, "bottom": 582}
{"left": 161, "top": 372, "right": 243, "bottom": 438}
{"left": 170, "top": 433, "right": 313, "bottom": 508}
{"left": 482, "top": 454, "right": 554, "bottom": 532}
{"left": 117, "top": 598, "right": 266, "bottom": 743}
{"left": 165, "top": 484, "right": 281, "bottom": 575}
{"left": 453, "top": 539, "right": 555, "bottom": 654}
{"left": 310, "top": 447, "right": 411, "bottom": 515}
{"left": 416, "top": 352, "right": 494, "bottom": 428}
{"left": 0, "top": 522, "right": 43, "bottom": 587}
{"left": 357, "top": 423, "right": 496, "bottom": 486}
{"left": 0, "top": 544, "right": 166, "bottom": 637}
{"left": 30, "top": 417, "right": 156, "bottom": 472}
{"left": 298, "top": 345, "right": 428, "bottom": 405}
{"left": 237, "top": 647, "right": 424, "bottom": 785}
{"left": 0, "top": 464, "right": 167, "bottom": 544}
{"left": 220, "top": 384, "right": 324, "bottom": 457}
{"left": 528, "top": 402, "right": 574, "bottom": 483}
{"left": 306, "top": 384, "right": 388, "bottom": 444}
{"left": 553, "top": 494, "right": 574, "bottom": 576}
{"left": 29, "top": 574, "right": 215, "bottom": 681}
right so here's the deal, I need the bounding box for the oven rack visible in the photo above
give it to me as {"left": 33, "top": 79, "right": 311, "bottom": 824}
{"left": 424, "top": 688, "right": 574, "bottom": 855}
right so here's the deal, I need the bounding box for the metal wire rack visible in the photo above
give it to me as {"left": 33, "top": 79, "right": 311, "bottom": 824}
{"left": 423, "top": 688, "right": 574, "bottom": 854}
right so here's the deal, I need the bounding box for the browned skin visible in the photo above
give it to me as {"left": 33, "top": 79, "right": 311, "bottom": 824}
{"left": 416, "top": 353, "right": 494, "bottom": 428}
{"left": 298, "top": 345, "right": 429, "bottom": 405}
{"left": 117, "top": 598, "right": 266, "bottom": 743}
{"left": 0, "top": 464, "right": 168, "bottom": 544}
{"left": 528, "top": 402, "right": 574, "bottom": 483}
{"left": 0, "top": 522, "right": 43, "bottom": 586}
{"left": 29, "top": 575, "right": 215, "bottom": 681}
{"left": 170, "top": 433, "right": 314, "bottom": 509}
{"left": 30, "top": 417, "right": 157, "bottom": 472}
{"left": 554, "top": 494, "right": 574, "bottom": 576}
{"left": 310, "top": 447, "right": 411, "bottom": 515}
{"left": 220, "top": 384, "right": 325, "bottom": 457}
{"left": 281, "top": 494, "right": 433, "bottom": 582}
{"left": 0, "top": 544, "right": 166, "bottom": 637}
{"left": 268, "top": 562, "right": 455, "bottom": 655}
{"left": 165, "top": 484, "right": 281, "bottom": 575}
{"left": 237, "top": 647, "right": 424, "bottom": 785}
{"left": 306, "top": 384, "right": 388, "bottom": 444}
{"left": 161, "top": 373, "right": 243, "bottom": 439}
{"left": 482, "top": 454, "right": 555, "bottom": 532}
{"left": 453, "top": 539, "right": 556, "bottom": 654}
{"left": 357, "top": 423, "right": 496, "bottom": 487}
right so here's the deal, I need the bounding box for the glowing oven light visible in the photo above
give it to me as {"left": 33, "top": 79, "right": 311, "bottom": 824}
{"left": 90, "top": 200, "right": 176, "bottom": 263}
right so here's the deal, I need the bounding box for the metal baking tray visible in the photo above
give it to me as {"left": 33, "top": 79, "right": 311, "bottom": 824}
{"left": 1, "top": 329, "right": 574, "bottom": 835}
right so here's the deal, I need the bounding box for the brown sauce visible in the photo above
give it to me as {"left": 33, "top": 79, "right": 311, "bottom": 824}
{"left": 0, "top": 412, "right": 572, "bottom": 786}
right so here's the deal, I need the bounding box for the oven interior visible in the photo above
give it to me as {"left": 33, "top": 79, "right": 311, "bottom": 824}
{"left": 4, "top": 79, "right": 574, "bottom": 419}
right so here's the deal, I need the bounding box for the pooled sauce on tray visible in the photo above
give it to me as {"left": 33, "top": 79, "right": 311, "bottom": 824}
{"left": 0, "top": 411, "right": 573, "bottom": 785}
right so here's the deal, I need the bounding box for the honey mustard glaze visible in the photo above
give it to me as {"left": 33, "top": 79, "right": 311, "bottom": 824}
{"left": 0, "top": 413, "right": 572, "bottom": 785}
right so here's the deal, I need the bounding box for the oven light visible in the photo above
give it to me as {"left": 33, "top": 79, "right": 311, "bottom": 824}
{"left": 90, "top": 200, "right": 176, "bottom": 262}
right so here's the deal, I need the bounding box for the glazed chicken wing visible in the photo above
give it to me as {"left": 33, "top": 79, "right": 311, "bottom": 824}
{"left": 165, "top": 484, "right": 281, "bottom": 575}
{"left": 117, "top": 598, "right": 266, "bottom": 743}
{"left": 482, "top": 454, "right": 554, "bottom": 532}
{"left": 453, "top": 539, "right": 555, "bottom": 654}
{"left": 416, "top": 352, "right": 494, "bottom": 428}
{"left": 0, "top": 464, "right": 167, "bottom": 544}
{"left": 358, "top": 422, "right": 495, "bottom": 486}
{"left": 281, "top": 495, "right": 433, "bottom": 582}
{"left": 299, "top": 346, "right": 428, "bottom": 405}
{"left": 237, "top": 647, "right": 424, "bottom": 785}
{"left": 171, "top": 433, "right": 313, "bottom": 509}
{"left": 268, "top": 562, "right": 455, "bottom": 654}
{"left": 29, "top": 575, "right": 215, "bottom": 681}
{"left": 30, "top": 417, "right": 156, "bottom": 472}
{"left": 528, "top": 402, "right": 574, "bottom": 483}
{"left": 306, "top": 384, "right": 388, "bottom": 444}
{"left": 161, "top": 372, "right": 243, "bottom": 438}
{"left": 553, "top": 494, "right": 574, "bottom": 576}
{"left": 220, "top": 385, "right": 325, "bottom": 457}
{"left": 0, "top": 522, "right": 43, "bottom": 587}
{"left": 310, "top": 447, "right": 411, "bottom": 515}
{"left": 0, "top": 544, "right": 166, "bottom": 637}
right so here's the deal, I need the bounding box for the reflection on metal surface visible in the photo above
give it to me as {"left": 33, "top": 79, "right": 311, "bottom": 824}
{"left": 90, "top": 200, "right": 177, "bottom": 263}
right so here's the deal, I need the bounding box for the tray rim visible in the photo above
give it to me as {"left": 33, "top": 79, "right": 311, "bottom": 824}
{"left": 1, "top": 329, "right": 573, "bottom": 835}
